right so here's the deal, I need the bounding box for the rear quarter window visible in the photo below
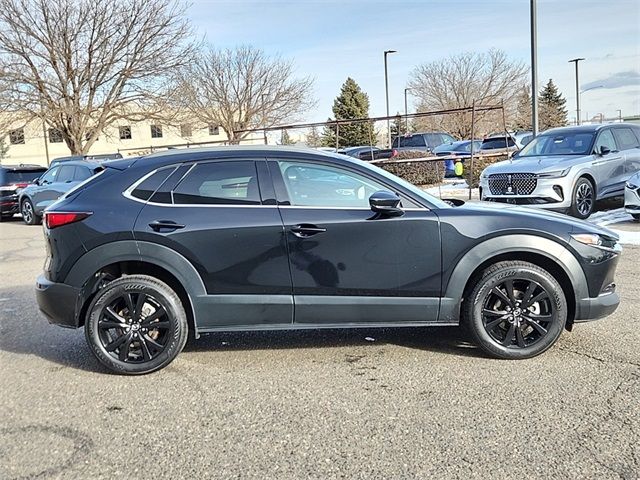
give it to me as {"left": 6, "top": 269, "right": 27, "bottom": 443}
{"left": 613, "top": 128, "right": 640, "bottom": 150}
{"left": 130, "top": 167, "right": 177, "bottom": 201}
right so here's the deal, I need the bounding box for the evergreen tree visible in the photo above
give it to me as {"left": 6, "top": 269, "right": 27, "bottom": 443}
{"left": 514, "top": 87, "right": 532, "bottom": 130}
{"left": 280, "top": 130, "right": 296, "bottom": 145}
{"left": 539, "top": 79, "right": 568, "bottom": 131}
{"left": 305, "top": 126, "right": 322, "bottom": 147}
{"left": 322, "top": 78, "right": 376, "bottom": 147}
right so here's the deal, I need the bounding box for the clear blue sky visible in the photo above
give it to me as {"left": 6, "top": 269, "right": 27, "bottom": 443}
{"left": 189, "top": 0, "right": 640, "bottom": 122}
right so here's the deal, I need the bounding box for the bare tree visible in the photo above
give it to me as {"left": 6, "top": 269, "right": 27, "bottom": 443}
{"left": 173, "top": 45, "right": 315, "bottom": 144}
{"left": 0, "top": 0, "right": 194, "bottom": 154}
{"left": 408, "top": 49, "right": 527, "bottom": 138}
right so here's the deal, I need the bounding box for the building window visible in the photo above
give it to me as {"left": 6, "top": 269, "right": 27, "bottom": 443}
{"left": 208, "top": 124, "right": 220, "bottom": 136}
{"left": 151, "top": 125, "right": 163, "bottom": 138}
{"left": 48, "top": 128, "right": 63, "bottom": 143}
{"left": 119, "top": 126, "right": 132, "bottom": 140}
{"left": 180, "top": 124, "right": 192, "bottom": 137}
{"left": 9, "top": 128, "right": 25, "bottom": 145}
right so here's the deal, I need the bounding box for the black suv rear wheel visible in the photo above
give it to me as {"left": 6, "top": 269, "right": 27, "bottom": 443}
{"left": 464, "top": 261, "right": 567, "bottom": 359}
{"left": 85, "top": 275, "right": 188, "bottom": 375}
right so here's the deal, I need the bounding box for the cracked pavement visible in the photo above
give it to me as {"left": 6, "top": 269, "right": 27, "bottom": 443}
{"left": 0, "top": 218, "right": 638, "bottom": 479}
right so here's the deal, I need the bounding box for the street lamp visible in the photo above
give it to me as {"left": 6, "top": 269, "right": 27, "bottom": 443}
{"left": 568, "top": 57, "right": 585, "bottom": 125}
{"left": 384, "top": 49, "right": 397, "bottom": 147}
{"left": 617, "top": 109, "right": 622, "bottom": 123}
{"left": 530, "top": 0, "right": 539, "bottom": 136}
{"left": 404, "top": 88, "right": 411, "bottom": 134}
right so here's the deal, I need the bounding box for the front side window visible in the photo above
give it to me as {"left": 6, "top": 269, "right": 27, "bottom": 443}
{"left": 9, "top": 128, "right": 25, "bottom": 145}
{"left": 278, "top": 161, "right": 388, "bottom": 208}
{"left": 40, "top": 166, "right": 60, "bottom": 184}
{"left": 151, "top": 125, "right": 163, "bottom": 138}
{"left": 56, "top": 165, "right": 76, "bottom": 183}
{"left": 173, "top": 161, "right": 260, "bottom": 205}
{"left": 594, "top": 130, "right": 618, "bottom": 153}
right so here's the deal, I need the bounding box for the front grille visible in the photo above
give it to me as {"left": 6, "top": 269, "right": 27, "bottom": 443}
{"left": 488, "top": 173, "right": 537, "bottom": 195}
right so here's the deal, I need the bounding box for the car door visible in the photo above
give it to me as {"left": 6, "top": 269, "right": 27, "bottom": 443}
{"left": 593, "top": 128, "right": 625, "bottom": 197}
{"left": 268, "top": 157, "right": 442, "bottom": 325}
{"left": 133, "top": 159, "right": 293, "bottom": 328}
{"left": 31, "top": 165, "right": 61, "bottom": 212}
{"left": 612, "top": 126, "right": 640, "bottom": 179}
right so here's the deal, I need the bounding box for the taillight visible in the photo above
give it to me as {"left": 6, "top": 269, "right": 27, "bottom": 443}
{"left": 391, "top": 149, "right": 398, "bottom": 157}
{"left": 44, "top": 211, "right": 91, "bottom": 229}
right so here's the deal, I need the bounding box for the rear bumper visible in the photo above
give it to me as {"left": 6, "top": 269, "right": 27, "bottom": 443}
{"left": 0, "top": 198, "right": 18, "bottom": 215}
{"left": 35, "top": 275, "right": 82, "bottom": 328}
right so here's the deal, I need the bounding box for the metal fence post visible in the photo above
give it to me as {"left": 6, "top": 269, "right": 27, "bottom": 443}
{"left": 469, "top": 100, "right": 476, "bottom": 200}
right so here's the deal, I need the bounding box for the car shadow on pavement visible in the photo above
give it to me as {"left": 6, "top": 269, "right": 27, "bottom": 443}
{"left": 0, "top": 283, "right": 489, "bottom": 375}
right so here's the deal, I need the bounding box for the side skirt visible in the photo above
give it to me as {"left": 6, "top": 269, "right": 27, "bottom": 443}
{"left": 197, "top": 321, "right": 459, "bottom": 335}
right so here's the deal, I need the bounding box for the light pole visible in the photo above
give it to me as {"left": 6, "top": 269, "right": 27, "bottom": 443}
{"left": 617, "top": 109, "right": 622, "bottom": 122}
{"left": 404, "top": 88, "right": 411, "bottom": 135}
{"left": 530, "top": 0, "right": 539, "bottom": 136}
{"left": 384, "top": 49, "right": 397, "bottom": 147}
{"left": 568, "top": 58, "right": 585, "bottom": 125}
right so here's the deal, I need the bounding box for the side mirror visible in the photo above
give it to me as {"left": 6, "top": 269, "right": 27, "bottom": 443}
{"left": 33, "top": 178, "right": 40, "bottom": 185}
{"left": 599, "top": 145, "right": 611, "bottom": 156}
{"left": 512, "top": 150, "right": 520, "bottom": 159}
{"left": 369, "top": 190, "right": 404, "bottom": 217}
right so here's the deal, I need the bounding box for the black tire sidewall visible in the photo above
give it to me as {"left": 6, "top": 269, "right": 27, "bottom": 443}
{"left": 467, "top": 263, "right": 567, "bottom": 359}
{"left": 85, "top": 276, "right": 187, "bottom": 375}
{"left": 570, "top": 177, "right": 594, "bottom": 219}
{"left": 21, "top": 198, "right": 38, "bottom": 225}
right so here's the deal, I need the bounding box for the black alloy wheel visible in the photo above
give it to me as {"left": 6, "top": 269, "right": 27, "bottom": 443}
{"left": 85, "top": 275, "right": 187, "bottom": 374}
{"left": 21, "top": 198, "right": 39, "bottom": 225}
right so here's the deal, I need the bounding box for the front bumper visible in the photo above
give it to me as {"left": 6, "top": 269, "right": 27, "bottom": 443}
{"left": 480, "top": 175, "right": 574, "bottom": 209}
{"left": 36, "top": 274, "right": 82, "bottom": 328}
{"left": 624, "top": 185, "right": 640, "bottom": 215}
{"left": 0, "top": 197, "right": 18, "bottom": 215}
{"left": 575, "top": 291, "right": 620, "bottom": 322}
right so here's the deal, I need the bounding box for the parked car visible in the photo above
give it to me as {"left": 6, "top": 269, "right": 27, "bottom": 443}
{"left": 0, "top": 164, "right": 47, "bottom": 221}
{"left": 36, "top": 146, "right": 621, "bottom": 374}
{"left": 480, "top": 131, "right": 533, "bottom": 153}
{"left": 392, "top": 131, "right": 456, "bottom": 154}
{"left": 625, "top": 171, "right": 640, "bottom": 220}
{"left": 338, "top": 146, "right": 380, "bottom": 159}
{"left": 19, "top": 160, "right": 102, "bottom": 225}
{"left": 433, "top": 140, "right": 482, "bottom": 177}
{"left": 479, "top": 124, "right": 640, "bottom": 218}
{"left": 49, "top": 153, "right": 123, "bottom": 167}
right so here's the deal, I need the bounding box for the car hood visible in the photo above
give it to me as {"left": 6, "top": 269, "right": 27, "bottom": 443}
{"left": 483, "top": 154, "right": 586, "bottom": 174}
{"left": 455, "top": 201, "right": 619, "bottom": 240}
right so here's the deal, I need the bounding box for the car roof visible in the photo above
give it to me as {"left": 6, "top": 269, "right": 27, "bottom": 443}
{"left": 542, "top": 124, "right": 615, "bottom": 135}
{"left": 50, "top": 160, "right": 102, "bottom": 167}
{"left": 0, "top": 164, "right": 47, "bottom": 170}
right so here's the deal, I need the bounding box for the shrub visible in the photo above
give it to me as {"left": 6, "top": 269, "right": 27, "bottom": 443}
{"left": 377, "top": 150, "right": 445, "bottom": 186}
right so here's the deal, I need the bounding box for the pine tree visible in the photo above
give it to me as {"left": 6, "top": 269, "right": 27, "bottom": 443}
{"left": 514, "top": 87, "right": 532, "bottom": 130}
{"left": 305, "top": 126, "right": 322, "bottom": 147}
{"left": 322, "top": 78, "right": 376, "bottom": 148}
{"left": 539, "top": 79, "right": 568, "bottom": 131}
{"left": 280, "top": 130, "right": 296, "bottom": 145}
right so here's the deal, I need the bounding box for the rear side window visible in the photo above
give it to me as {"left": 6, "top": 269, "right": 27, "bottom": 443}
{"left": 393, "top": 135, "right": 427, "bottom": 148}
{"left": 56, "top": 165, "right": 76, "bottom": 183}
{"left": 173, "top": 161, "right": 260, "bottom": 205}
{"left": 74, "top": 166, "right": 93, "bottom": 182}
{"left": 130, "top": 167, "right": 176, "bottom": 201}
{"left": 613, "top": 128, "right": 640, "bottom": 150}
{"left": 481, "top": 138, "right": 514, "bottom": 149}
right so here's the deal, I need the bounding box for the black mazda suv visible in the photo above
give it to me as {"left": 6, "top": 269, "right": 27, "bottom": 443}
{"left": 35, "top": 147, "right": 622, "bottom": 374}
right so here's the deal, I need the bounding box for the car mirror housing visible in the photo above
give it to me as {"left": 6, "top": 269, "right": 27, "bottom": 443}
{"left": 369, "top": 190, "right": 404, "bottom": 217}
{"left": 599, "top": 145, "right": 611, "bottom": 156}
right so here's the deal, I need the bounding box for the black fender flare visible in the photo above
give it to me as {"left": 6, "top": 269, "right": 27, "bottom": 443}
{"left": 439, "top": 234, "right": 587, "bottom": 322}
{"left": 65, "top": 240, "right": 206, "bottom": 331}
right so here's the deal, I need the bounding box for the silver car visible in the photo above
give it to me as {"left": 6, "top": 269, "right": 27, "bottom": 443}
{"left": 479, "top": 124, "right": 640, "bottom": 218}
{"left": 625, "top": 171, "right": 640, "bottom": 220}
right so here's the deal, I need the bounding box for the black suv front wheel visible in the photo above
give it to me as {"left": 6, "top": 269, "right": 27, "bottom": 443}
{"left": 85, "top": 275, "right": 188, "bottom": 375}
{"left": 464, "top": 261, "right": 567, "bottom": 359}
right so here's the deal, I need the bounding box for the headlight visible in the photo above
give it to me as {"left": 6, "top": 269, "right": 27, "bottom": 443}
{"left": 537, "top": 168, "right": 570, "bottom": 179}
{"left": 479, "top": 170, "right": 488, "bottom": 180}
{"left": 571, "top": 233, "right": 620, "bottom": 253}
{"left": 626, "top": 181, "right": 639, "bottom": 190}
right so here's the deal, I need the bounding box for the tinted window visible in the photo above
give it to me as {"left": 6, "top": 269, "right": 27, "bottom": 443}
{"left": 39, "top": 166, "right": 60, "bottom": 184}
{"left": 173, "top": 161, "right": 260, "bottom": 205}
{"left": 393, "top": 135, "right": 426, "bottom": 148}
{"left": 74, "top": 166, "right": 93, "bottom": 181}
{"left": 2, "top": 169, "right": 46, "bottom": 184}
{"left": 481, "top": 138, "right": 512, "bottom": 150}
{"left": 149, "top": 165, "right": 192, "bottom": 204}
{"left": 278, "top": 161, "right": 387, "bottom": 208}
{"left": 131, "top": 167, "right": 176, "bottom": 201}
{"left": 441, "top": 134, "right": 456, "bottom": 144}
{"left": 595, "top": 130, "right": 617, "bottom": 153}
{"left": 57, "top": 165, "right": 76, "bottom": 182}
{"left": 613, "top": 128, "right": 640, "bottom": 150}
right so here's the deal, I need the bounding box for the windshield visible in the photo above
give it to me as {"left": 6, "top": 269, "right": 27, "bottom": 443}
{"left": 2, "top": 169, "right": 46, "bottom": 184}
{"left": 518, "top": 132, "right": 595, "bottom": 157}
{"left": 393, "top": 135, "right": 426, "bottom": 148}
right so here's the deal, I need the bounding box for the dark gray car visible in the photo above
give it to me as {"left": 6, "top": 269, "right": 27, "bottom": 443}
{"left": 19, "top": 161, "right": 102, "bottom": 225}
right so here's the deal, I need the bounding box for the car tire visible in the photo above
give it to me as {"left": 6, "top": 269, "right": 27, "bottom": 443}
{"left": 569, "top": 177, "right": 595, "bottom": 219}
{"left": 464, "top": 261, "right": 567, "bottom": 359}
{"left": 20, "top": 198, "right": 40, "bottom": 225}
{"left": 84, "top": 275, "right": 188, "bottom": 375}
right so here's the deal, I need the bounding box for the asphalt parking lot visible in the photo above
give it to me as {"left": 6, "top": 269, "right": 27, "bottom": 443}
{"left": 1, "top": 218, "right": 639, "bottom": 480}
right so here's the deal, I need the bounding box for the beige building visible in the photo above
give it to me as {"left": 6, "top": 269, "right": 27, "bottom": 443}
{"left": 1, "top": 117, "right": 266, "bottom": 167}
